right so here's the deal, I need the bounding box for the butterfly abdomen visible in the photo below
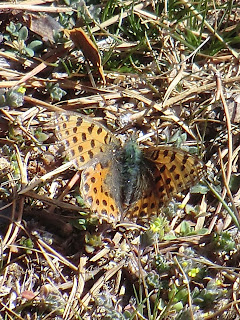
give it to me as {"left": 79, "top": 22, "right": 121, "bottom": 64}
{"left": 121, "top": 140, "right": 153, "bottom": 208}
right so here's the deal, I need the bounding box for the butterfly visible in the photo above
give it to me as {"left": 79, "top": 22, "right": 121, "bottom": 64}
{"left": 55, "top": 112, "right": 204, "bottom": 223}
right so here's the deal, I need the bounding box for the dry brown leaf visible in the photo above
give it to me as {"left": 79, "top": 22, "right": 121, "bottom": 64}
{"left": 64, "top": 27, "right": 105, "bottom": 84}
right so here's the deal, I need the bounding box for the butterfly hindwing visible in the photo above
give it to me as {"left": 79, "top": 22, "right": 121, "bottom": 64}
{"left": 145, "top": 146, "right": 203, "bottom": 201}
{"left": 126, "top": 190, "right": 157, "bottom": 220}
{"left": 80, "top": 158, "right": 122, "bottom": 223}
{"left": 126, "top": 146, "right": 204, "bottom": 220}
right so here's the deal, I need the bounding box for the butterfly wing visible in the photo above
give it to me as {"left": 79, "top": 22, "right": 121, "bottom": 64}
{"left": 80, "top": 157, "right": 122, "bottom": 223}
{"left": 55, "top": 112, "right": 123, "bottom": 223}
{"left": 55, "top": 112, "right": 119, "bottom": 169}
{"left": 126, "top": 191, "right": 157, "bottom": 220}
{"left": 146, "top": 146, "right": 204, "bottom": 194}
{"left": 127, "top": 146, "right": 204, "bottom": 220}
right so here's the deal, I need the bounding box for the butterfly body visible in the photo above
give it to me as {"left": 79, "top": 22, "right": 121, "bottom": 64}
{"left": 120, "top": 139, "right": 154, "bottom": 208}
{"left": 55, "top": 112, "right": 204, "bottom": 223}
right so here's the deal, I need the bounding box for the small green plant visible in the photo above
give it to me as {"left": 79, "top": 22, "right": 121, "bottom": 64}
{"left": 0, "top": 87, "right": 25, "bottom": 108}
{"left": 213, "top": 231, "right": 235, "bottom": 253}
{"left": 179, "top": 220, "right": 208, "bottom": 236}
{"left": 20, "top": 236, "right": 34, "bottom": 254}
{"left": 192, "top": 279, "right": 228, "bottom": 308}
{"left": 84, "top": 232, "right": 102, "bottom": 253}
{"left": 95, "top": 292, "right": 126, "bottom": 320}
{"left": 154, "top": 254, "right": 172, "bottom": 273}
{"left": 178, "top": 248, "right": 207, "bottom": 281}
{"left": 168, "top": 283, "right": 188, "bottom": 311}
{"left": 47, "top": 83, "right": 67, "bottom": 102}
{"left": 150, "top": 215, "right": 170, "bottom": 240}
{"left": 5, "top": 22, "right": 42, "bottom": 57}
{"left": 146, "top": 271, "right": 161, "bottom": 288}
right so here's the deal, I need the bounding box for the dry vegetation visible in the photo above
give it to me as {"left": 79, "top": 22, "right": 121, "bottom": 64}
{"left": 0, "top": 0, "right": 240, "bottom": 319}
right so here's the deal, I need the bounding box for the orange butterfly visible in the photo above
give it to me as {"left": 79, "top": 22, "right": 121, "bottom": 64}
{"left": 55, "top": 112, "right": 204, "bottom": 223}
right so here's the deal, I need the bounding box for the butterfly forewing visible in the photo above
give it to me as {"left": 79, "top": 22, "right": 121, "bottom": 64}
{"left": 55, "top": 112, "right": 119, "bottom": 169}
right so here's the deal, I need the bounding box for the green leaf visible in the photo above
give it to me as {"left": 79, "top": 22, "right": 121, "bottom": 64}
{"left": 18, "top": 26, "right": 28, "bottom": 41}
{"left": 28, "top": 40, "right": 43, "bottom": 51}
{"left": 229, "top": 174, "right": 240, "bottom": 193}
{"left": 6, "top": 22, "right": 22, "bottom": 36}
{"left": 34, "top": 129, "right": 49, "bottom": 142}
{"left": 25, "top": 47, "right": 34, "bottom": 57}
{"left": 0, "top": 89, "right": 6, "bottom": 106}
{"left": 191, "top": 183, "right": 208, "bottom": 194}
{"left": 180, "top": 220, "right": 193, "bottom": 236}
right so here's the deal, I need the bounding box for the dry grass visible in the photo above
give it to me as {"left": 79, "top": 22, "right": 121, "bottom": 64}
{"left": 0, "top": 0, "right": 240, "bottom": 319}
